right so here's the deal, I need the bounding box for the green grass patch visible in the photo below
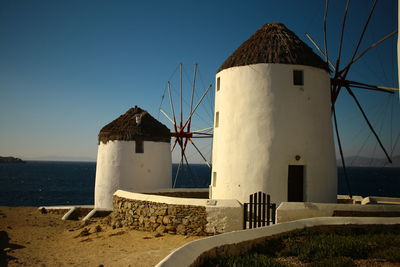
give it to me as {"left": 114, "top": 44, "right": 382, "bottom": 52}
{"left": 205, "top": 253, "right": 289, "bottom": 267}
{"left": 307, "top": 257, "right": 355, "bottom": 267}
{"left": 200, "top": 225, "right": 400, "bottom": 266}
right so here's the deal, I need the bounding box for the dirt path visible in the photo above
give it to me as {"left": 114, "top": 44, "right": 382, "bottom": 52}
{"left": 0, "top": 206, "right": 203, "bottom": 266}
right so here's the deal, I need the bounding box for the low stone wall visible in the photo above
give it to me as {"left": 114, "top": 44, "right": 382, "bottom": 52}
{"left": 109, "top": 190, "right": 243, "bottom": 236}
{"left": 111, "top": 195, "right": 208, "bottom": 235}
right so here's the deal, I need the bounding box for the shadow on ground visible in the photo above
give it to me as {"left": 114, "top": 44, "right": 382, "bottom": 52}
{"left": 0, "top": 230, "right": 25, "bottom": 266}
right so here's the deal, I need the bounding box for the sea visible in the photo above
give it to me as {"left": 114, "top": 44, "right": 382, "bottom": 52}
{"left": 0, "top": 161, "right": 399, "bottom": 206}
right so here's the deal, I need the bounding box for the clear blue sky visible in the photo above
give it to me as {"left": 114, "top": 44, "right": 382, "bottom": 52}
{"left": 0, "top": 0, "right": 398, "bottom": 163}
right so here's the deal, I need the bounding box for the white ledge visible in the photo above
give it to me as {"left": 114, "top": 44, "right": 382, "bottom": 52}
{"left": 114, "top": 190, "right": 241, "bottom": 208}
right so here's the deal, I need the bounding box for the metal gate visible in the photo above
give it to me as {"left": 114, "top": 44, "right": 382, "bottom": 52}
{"left": 243, "top": 192, "right": 276, "bottom": 229}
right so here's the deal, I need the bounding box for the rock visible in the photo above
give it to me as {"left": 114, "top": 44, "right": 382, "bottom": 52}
{"left": 162, "top": 216, "right": 170, "bottom": 225}
{"left": 156, "top": 225, "right": 166, "bottom": 234}
{"left": 165, "top": 225, "right": 176, "bottom": 231}
{"left": 143, "top": 207, "right": 149, "bottom": 216}
{"left": 39, "top": 207, "right": 47, "bottom": 214}
{"left": 154, "top": 233, "right": 163, "bottom": 238}
{"left": 182, "top": 218, "right": 189, "bottom": 225}
{"left": 95, "top": 225, "right": 102, "bottom": 232}
{"left": 4, "top": 247, "right": 11, "bottom": 252}
{"left": 81, "top": 219, "right": 92, "bottom": 227}
{"left": 76, "top": 228, "right": 90, "bottom": 237}
{"left": 149, "top": 216, "right": 157, "bottom": 223}
{"left": 156, "top": 208, "right": 167, "bottom": 216}
{"left": 176, "top": 224, "right": 186, "bottom": 234}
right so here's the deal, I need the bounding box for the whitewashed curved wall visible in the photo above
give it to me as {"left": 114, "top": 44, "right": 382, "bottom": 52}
{"left": 211, "top": 63, "right": 337, "bottom": 205}
{"left": 95, "top": 141, "right": 171, "bottom": 209}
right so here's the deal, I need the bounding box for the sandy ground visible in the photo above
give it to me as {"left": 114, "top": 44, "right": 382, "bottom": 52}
{"left": 0, "top": 206, "right": 204, "bottom": 266}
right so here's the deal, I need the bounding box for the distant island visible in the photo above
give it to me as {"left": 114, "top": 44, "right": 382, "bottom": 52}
{"left": 0, "top": 156, "right": 25, "bottom": 163}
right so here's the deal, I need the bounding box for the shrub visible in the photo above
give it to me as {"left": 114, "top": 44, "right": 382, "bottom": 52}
{"left": 204, "top": 253, "right": 290, "bottom": 267}
{"left": 372, "top": 247, "right": 400, "bottom": 262}
{"left": 308, "top": 257, "right": 355, "bottom": 267}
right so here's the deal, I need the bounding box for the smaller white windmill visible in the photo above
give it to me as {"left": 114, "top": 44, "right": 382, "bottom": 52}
{"left": 94, "top": 106, "right": 172, "bottom": 210}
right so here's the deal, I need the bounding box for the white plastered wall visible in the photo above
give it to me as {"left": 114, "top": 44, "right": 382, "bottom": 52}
{"left": 211, "top": 63, "right": 337, "bottom": 205}
{"left": 95, "top": 140, "right": 172, "bottom": 210}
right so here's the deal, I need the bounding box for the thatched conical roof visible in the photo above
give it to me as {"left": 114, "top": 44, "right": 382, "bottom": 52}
{"left": 218, "top": 22, "right": 328, "bottom": 73}
{"left": 98, "top": 106, "right": 170, "bottom": 144}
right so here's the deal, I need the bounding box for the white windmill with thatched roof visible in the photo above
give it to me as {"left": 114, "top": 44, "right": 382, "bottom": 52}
{"left": 94, "top": 106, "right": 172, "bottom": 210}
{"left": 210, "top": 23, "right": 338, "bottom": 205}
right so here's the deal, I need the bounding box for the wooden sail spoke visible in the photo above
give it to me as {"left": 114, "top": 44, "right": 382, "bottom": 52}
{"left": 190, "top": 139, "right": 212, "bottom": 168}
{"left": 344, "top": 86, "right": 392, "bottom": 163}
{"left": 331, "top": 85, "right": 343, "bottom": 106}
{"left": 305, "top": 33, "right": 335, "bottom": 71}
{"left": 183, "top": 153, "right": 197, "bottom": 187}
{"left": 191, "top": 127, "right": 213, "bottom": 133}
{"left": 349, "top": 85, "right": 394, "bottom": 94}
{"left": 339, "top": 30, "right": 398, "bottom": 76}
{"left": 159, "top": 109, "right": 176, "bottom": 126}
{"left": 180, "top": 63, "right": 183, "bottom": 130}
{"left": 331, "top": 79, "right": 395, "bottom": 94}
{"left": 171, "top": 138, "right": 179, "bottom": 152}
{"left": 182, "top": 84, "right": 212, "bottom": 131}
{"left": 167, "top": 81, "right": 178, "bottom": 134}
{"left": 323, "top": 0, "right": 330, "bottom": 67}
{"left": 192, "top": 132, "right": 213, "bottom": 136}
{"left": 347, "top": 80, "right": 395, "bottom": 94}
{"left": 188, "top": 63, "right": 198, "bottom": 132}
{"left": 334, "top": 0, "right": 351, "bottom": 75}
{"left": 333, "top": 104, "right": 353, "bottom": 198}
{"left": 172, "top": 156, "right": 183, "bottom": 188}
{"left": 341, "top": 0, "right": 377, "bottom": 79}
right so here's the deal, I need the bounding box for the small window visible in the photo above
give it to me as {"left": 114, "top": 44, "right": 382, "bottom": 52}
{"left": 215, "top": 112, "right": 219, "bottom": 128}
{"left": 293, "top": 70, "right": 304, "bottom": 86}
{"left": 135, "top": 140, "right": 144, "bottom": 153}
{"left": 216, "top": 77, "right": 220, "bottom": 91}
{"left": 212, "top": 172, "right": 217, "bottom": 187}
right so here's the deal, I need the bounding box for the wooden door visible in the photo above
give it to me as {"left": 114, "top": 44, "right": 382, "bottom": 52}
{"left": 288, "top": 165, "right": 304, "bottom": 202}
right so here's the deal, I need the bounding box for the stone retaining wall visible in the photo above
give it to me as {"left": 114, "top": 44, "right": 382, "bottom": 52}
{"left": 110, "top": 195, "right": 209, "bottom": 235}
